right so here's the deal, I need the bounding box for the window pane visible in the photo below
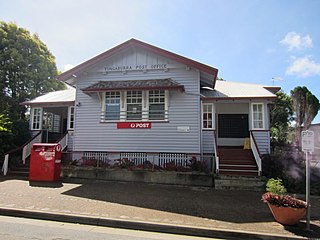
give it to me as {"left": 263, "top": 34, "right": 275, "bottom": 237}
{"left": 105, "top": 92, "right": 120, "bottom": 120}
{"left": 149, "top": 104, "right": 165, "bottom": 120}
{"left": 202, "top": 104, "right": 213, "bottom": 129}
{"left": 148, "top": 90, "right": 165, "bottom": 120}
{"left": 127, "top": 104, "right": 142, "bottom": 120}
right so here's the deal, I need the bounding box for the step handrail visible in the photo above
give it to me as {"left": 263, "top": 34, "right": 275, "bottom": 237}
{"left": 213, "top": 130, "right": 219, "bottom": 173}
{"left": 56, "top": 131, "right": 68, "bottom": 151}
{"left": 2, "top": 131, "right": 42, "bottom": 175}
{"left": 250, "top": 130, "right": 262, "bottom": 176}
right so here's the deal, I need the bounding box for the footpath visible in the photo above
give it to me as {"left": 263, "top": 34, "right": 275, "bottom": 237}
{"left": 0, "top": 176, "right": 319, "bottom": 239}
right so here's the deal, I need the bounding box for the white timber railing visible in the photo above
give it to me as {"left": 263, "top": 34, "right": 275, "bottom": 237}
{"left": 22, "top": 132, "right": 42, "bottom": 164}
{"left": 213, "top": 130, "right": 219, "bottom": 174}
{"left": 250, "top": 131, "right": 262, "bottom": 176}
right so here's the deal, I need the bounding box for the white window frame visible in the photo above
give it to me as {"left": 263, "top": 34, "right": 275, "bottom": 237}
{"left": 68, "top": 106, "right": 75, "bottom": 130}
{"left": 202, "top": 103, "right": 215, "bottom": 130}
{"left": 101, "top": 90, "right": 169, "bottom": 122}
{"left": 31, "top": 107, "right": 43, "bottom": 130}
{"left": 148, "top": 90, "right": 168, "bottom": 121}
{"left": 251, "top": 103, "right": 265, "bottom": 130}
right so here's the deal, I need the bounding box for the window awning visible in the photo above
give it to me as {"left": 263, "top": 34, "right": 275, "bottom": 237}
{"left": 81, "top": 78, "right": 185, "bottom": 93}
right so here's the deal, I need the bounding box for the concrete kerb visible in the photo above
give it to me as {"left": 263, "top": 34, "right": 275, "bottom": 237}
{"left": 0, "top": 207, "right": 306, "bottom": 240}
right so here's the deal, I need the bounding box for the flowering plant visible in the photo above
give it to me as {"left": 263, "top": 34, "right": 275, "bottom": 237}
{"left": 262, "top": 178, "right": 307, "bottom": 209}
{"left": 262, "top": 192, "right": 307, "bottom": 209}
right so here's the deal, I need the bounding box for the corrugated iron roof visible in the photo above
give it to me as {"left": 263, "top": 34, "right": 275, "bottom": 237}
{"left": 201, "top": 80, "right": 278, "bottom": 99}
{"left": 21, "top": 88, "right": 75, "bottom": 105}
{"left": 81, "top": 79, "right": 185, "bottom": 92}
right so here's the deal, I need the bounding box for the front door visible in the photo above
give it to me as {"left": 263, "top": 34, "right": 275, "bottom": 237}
{"left": 217, "top": 114, "right": 249, "bottom": 146}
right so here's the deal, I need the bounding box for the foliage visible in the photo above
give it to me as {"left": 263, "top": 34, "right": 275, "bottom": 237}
{"left": 188, "top": 156, "right": 208, "bottom": 172}
{"left": 291, "top": 86, "right": 320, "bottom": 145}
{"left": 0, "top": 114, "right": 13, "bottom": 158}
{"left": 270, "top": 91, "right": 293, "bottom": 148}
{"left": 266, "top": 178, "right": 287, "bottom": 196}
{"left": 262, "top": 178, "right": 307, "bottom": 209}
{"left": 0, "top": 21, "right": 65, "bottom": 155}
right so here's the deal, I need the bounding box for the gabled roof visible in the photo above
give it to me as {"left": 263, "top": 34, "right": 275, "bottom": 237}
{"left": 201, "top": 80, "right": 279, "bottom": 100}
{"left": 82, "top": 79, "right": 184, "bottom": 93}
{"left": 21, "top": 88, "right": 75, "bottom": 106}
{"left": 57, "top": 38, "right": 218, "bottom": 85}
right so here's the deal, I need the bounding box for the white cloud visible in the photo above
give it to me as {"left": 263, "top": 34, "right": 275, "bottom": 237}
{"left": 280, "top": 32, "right": 313, "bottom": 51}
{"left": 63, "top": 64, "right": 74, "bottom": 72}
{"left": 286, "top": 56, "right": 320, "bottom": 77}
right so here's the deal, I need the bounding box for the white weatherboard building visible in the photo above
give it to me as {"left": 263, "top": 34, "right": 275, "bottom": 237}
{"left": 3, "top": 39, "right": 280, "bottom": 178}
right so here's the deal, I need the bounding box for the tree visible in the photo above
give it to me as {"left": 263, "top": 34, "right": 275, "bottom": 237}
{"left": 269, "top": 91, "right": 293, "bottom": 148}
{"left": 291, "top": 86, "right": 320, "bottom": 146}
{"left": 0, "top": 21, "right": 65, "bottom": 156}
{"left": 0, "top": 21, "right": 64, "bottom": 118}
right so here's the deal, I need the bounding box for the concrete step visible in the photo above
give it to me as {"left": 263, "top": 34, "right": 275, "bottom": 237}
{"left": 214, "top": 175, "right": 265, "bottom": 191}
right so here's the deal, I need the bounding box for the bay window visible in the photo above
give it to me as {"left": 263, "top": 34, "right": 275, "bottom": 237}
{"left": 102, "top": 90, "right": 168, "bottom": 122}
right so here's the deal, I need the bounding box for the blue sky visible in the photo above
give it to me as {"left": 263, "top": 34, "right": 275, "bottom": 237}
{"left": 1, "top": 0, "right": 320, "bottom": 123}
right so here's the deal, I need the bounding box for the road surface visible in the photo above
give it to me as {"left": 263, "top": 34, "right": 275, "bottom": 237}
{"left": 0, "top": 215, "right": 224, "bottom": 240}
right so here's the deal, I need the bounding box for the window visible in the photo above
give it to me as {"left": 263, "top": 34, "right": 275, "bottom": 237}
{"left": 105, "top": 92, "right": 120, "bottom": 120}
{"left": 202, "top": 103, "right": 214, "bottom": 129}
{"left": 31, "top": 107, "right": 42, "bottom": 130}
{"left": 68, "top": 106, "right": 75, "bottom": 130}
{"left": 101, "top": 90, "right": 169, "bottom": 122}
{"left": 126, "top": 91, "right": 142, "bottom": 120}
{"left": 252, "top": 103, "right": 264, "bottom": 129}
{"left": 149, "top": 90, "right": 166, "bottom": 120}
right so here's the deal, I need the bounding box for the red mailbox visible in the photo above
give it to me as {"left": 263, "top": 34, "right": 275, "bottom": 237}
{"left": 29, "top": 143, "right": 62, "bottom": 182}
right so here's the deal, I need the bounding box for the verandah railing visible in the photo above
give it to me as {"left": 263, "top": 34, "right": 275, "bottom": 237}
{"left": 62, "top": 151, "right": 211, "bottom": 173}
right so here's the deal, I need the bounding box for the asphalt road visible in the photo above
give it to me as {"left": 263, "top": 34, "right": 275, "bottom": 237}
{"left": 0, "top": 215, "right": 225, "bottom": 240}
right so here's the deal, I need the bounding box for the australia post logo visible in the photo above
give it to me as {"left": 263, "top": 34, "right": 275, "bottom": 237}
{"left": 117, "top": 122, "right": 151, "bottom": 129}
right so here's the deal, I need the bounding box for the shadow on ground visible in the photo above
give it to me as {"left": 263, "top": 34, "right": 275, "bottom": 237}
{"left": 62, "top": 179, "right": 273, "bottom": 224}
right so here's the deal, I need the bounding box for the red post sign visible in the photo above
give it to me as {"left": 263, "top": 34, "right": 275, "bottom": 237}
{"left": 117, "top": 122, "right": 151, "bottom": 129}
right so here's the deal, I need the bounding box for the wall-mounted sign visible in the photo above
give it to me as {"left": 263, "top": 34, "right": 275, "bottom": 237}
{"left": 177, "top": 126, "right": 190, "bottom": 132}
{"left": 117, "top": 122, "right": 151, "bottom": 129}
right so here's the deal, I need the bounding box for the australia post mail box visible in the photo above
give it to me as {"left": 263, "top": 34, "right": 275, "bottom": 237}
{"left": 29, "top": 143, "right": 62, "bottom": 182}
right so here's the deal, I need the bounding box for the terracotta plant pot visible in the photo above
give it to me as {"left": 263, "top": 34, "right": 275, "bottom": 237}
{"left": 267, "top": 203, "right": 307, "bottom": 225}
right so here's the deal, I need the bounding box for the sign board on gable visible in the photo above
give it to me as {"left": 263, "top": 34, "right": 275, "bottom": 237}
{"left": 301, "top": 130, "right": 314, "bottom": 152}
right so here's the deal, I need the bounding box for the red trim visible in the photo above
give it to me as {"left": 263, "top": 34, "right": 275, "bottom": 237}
{"left": 82, "top": 85, "right": 184, "bottom": 93}
{"left": 202, "top": 96, "right": 277, "bottom": 101}
{"left": 57, "top": 39, "right": 218, "bottom": 82}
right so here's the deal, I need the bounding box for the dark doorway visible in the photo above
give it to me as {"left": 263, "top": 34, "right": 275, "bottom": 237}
{"left": 218, "top": 114, "right": 249, "bottom": 138}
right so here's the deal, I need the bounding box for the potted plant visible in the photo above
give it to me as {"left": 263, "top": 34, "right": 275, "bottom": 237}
{"left": 262, "top": 178, "right": 307, "bottom": 225}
